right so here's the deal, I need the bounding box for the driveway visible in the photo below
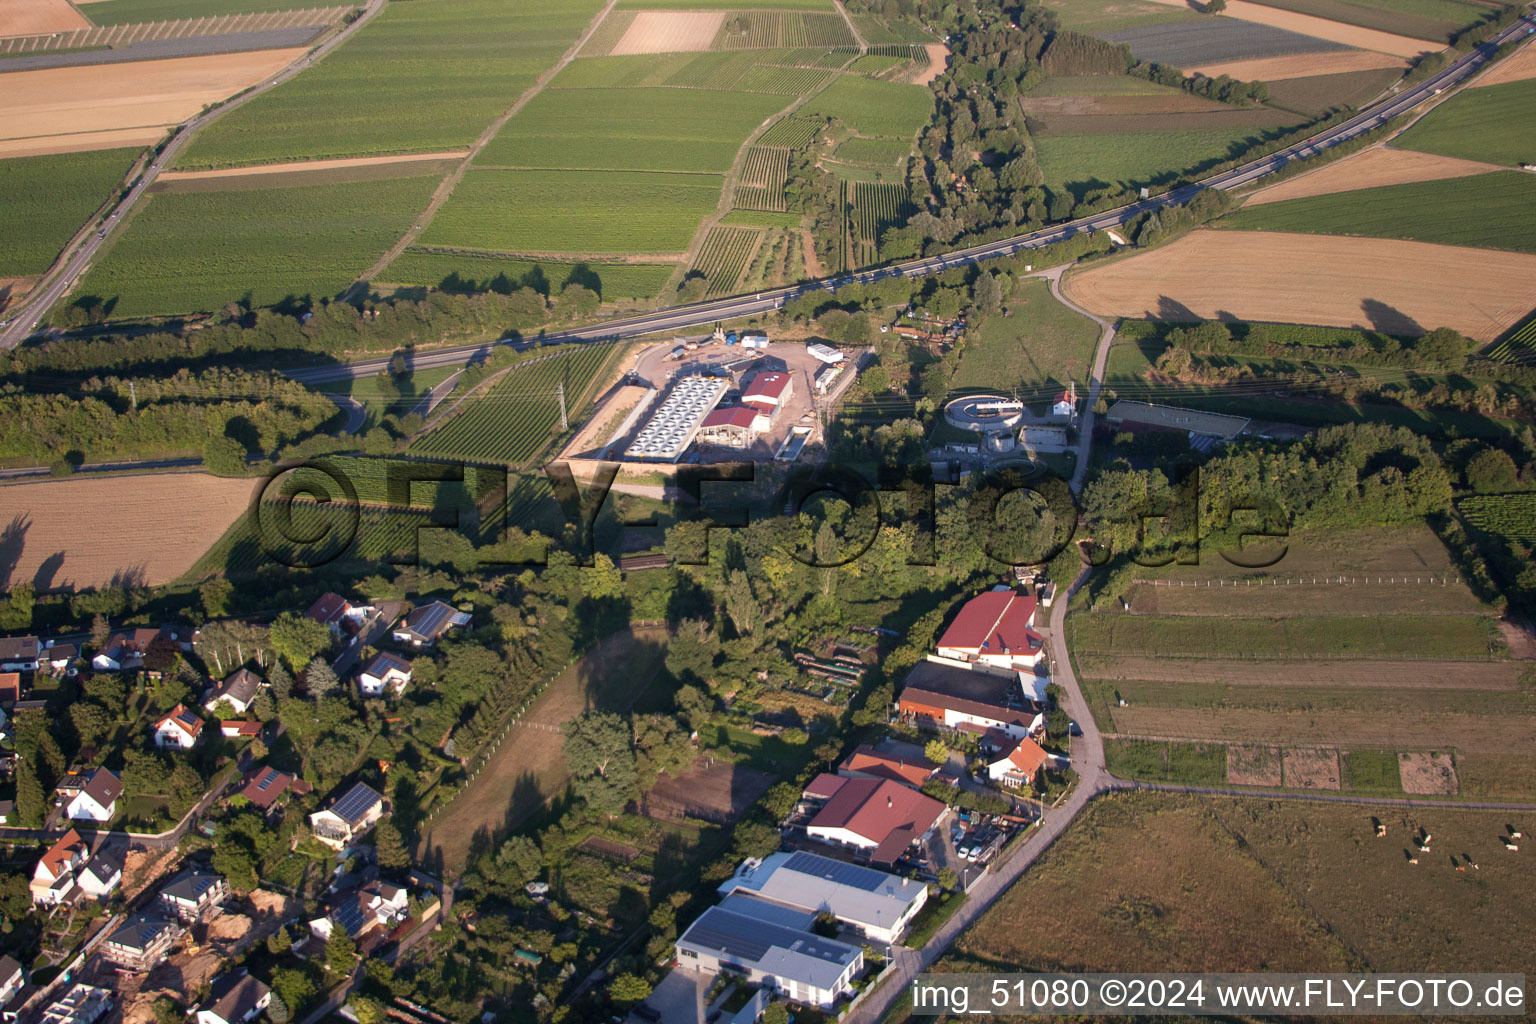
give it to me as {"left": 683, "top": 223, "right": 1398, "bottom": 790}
{"left": 631, "top": 968, "right": 707, "bottom": 1024}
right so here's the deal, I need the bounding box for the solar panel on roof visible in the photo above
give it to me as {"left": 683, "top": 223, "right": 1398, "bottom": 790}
{"left": 330, "top": 782, "right": 380, "bottom": 824}
{"left": 330, "top": 896, "right": 370, "bottom": 937}
{"left": 782, "top": 851, "right": 889, "bottom": 892}
{"left": 255, "top": 770, "right": 277, "bottom": 793}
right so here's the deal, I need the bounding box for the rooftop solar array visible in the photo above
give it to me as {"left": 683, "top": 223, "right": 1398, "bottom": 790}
{"left": 329, "top": 781, "right": 383, "bottom": 824}
{"left": 625, "top": 376, "right": 729, "bottom": 462}
{"left": 330, "top": 894, "right": 371, "bottom": 937}
{"left": 783, "top": 851, "right": 888, "bottom": 892}
{"left": 680, "top": 905, "right": 857, "bottom": 970}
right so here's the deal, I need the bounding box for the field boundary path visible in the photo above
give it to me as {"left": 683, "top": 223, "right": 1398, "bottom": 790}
{"left": 830, "top": 0, "right": 866, "bottom": 50}
{"left": 0, "top": 0, "right": 391, "bottom": 351}
{"left": 1039, "top": 264, "right": 1114, "bottom": 493}
{"left": 350, "top": 0, "right": 623, "bottom": 290}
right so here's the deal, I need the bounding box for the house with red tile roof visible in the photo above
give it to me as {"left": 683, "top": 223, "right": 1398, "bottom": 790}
{"left": 30, "top": 830, "right": 88, "bottom": 907}
{"left": 237, "top": 766, "right": 311, "bottom": 812}
{"left": 839, "top": 745, "right": 939, "bottom": 789}
{"left": 153, "top": 704, "right": 203, "bottom": 750}
{"left": 803, "top": 775, "right": 946, "bottom": 866}
{"left": 897, "top": 658, "right": 1038, "bottom": 740}
{"left": 936, "top": 589, "right": 1044, "bottom": 669}
{"left": 985, "top": 735, "right": 1050, "bottom": 789}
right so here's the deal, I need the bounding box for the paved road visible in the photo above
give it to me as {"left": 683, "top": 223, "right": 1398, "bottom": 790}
{"left": 272, "top": 13, "right": 1535, "bottom": 386}
{"left": 0, "top": 0, "right": 390, "bottom": 351}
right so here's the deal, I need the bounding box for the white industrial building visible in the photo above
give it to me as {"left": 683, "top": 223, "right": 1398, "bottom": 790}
{"left": 624, "top": 376, "right": 729, "bottom": 462}
{"left": 717, "top": 850, "right": 929, "bottom": 946}
{"left": 807, "top": 342, "right": 843, "bottom": 364}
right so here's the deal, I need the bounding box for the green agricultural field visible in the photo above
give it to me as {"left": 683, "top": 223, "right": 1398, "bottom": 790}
{"left": 411, "top": 343, "right": 620, "bottom": 465}
{"left": 381, "top": 249, "right": 672, "bottom": 301}
{"left": 556, "top": 49, "right": 836, "bottom": 93}
{"left": 1027, "top": 74, "right": 1182, "bottom": 96}
{"left": 1393, "top": 77, "right": 1536, "bottom": 167}
{"left": 71, "top": 174, "right": 439, "bottom": 318}
{"left": 1221, "top": 171, "right": 1536, "bottom": 254}
{"left": 419, "top": 169, "right": 721, "bottom": 255}
{"left": 1034, "top": 125, "right": 1286, "bottom": 187}
{"left": 1459, "top": 492, "right": 1536, "bottom": 542}
{"left": 0, "top": 149, "right": 137, "bottom": 279}
{"left": 317, "top": 365, "right": 461, "bottom": 428}
{"left": 475, "top": 88, "right": 786, "bottom": 173}
{"left": 618, "top": 0, "right": 833, "bottom": 9}
{"left": 81, "top": 0, "right": 338, "bottom": 25}
{"left": 757, "top": 115, "right": 825, "bottom": 147}
{"left": 1242, "top": 0, "right": 1487, "bottom": 43}
{"left": 850, "top": 14, "right": 934, "bottom": 43}
{"left": 1263, "top": 67, "right": 1403, "bottom": 118}
{"left": 800, "top": 75, "right": 932, "bottom": 138}
{"left": 691, "top": 226, "right": 762, "bottom": 296}
{"left": 1040, "top": 0, "right": 1201, "bottom": 32}
{"left": 832, "top": 136, "right": 912, "bottom": 167}
{"left": 720, "top": 209, "right": 805, "bottom": 227}
{"left": 952, "top": 278, "right": 1101, "bottom": 393}
{"left": 177, "top": 0, "right": 605, "bottom": 168}
{"left": 1070, "top": 613, "right": 1497, "bottom": 660}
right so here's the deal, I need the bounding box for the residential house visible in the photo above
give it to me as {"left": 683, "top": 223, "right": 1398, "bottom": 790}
{"left": 675, "top": 891, "right": 864, "bottom": 1010}
{"left": 357, "top": 652, "right": 411, "bottom": 699}
{"left": 90, "top": 628, "right": 160, "bottom": 672}
{"left": 37, "top": 984, "right": 112, "bottom": 1024}
{"left": 0, "top": 637, "right": 39, "bottom": 673}
{"left": 838, "top": 745, "right": 939, "bottom": 788}
{"left": 986, "top": 735, "right": 1049, "bottom": 789}
{"left": 237, "top": 765, "right": 310, "bottom": 814}
{"left": 308, "top": 879, "right": 409, "bottom": 950}
{"left": 0, "top": 801, "right": 11, "bottom": 825}
{"left": 897, "top": 658, "right": 1038, "bottom": 739}
{"left": 220, "top": 720, "right": 263, "bottom": 739}
{"left": 63, "top": 768, "right": 121, "bottom": 823}
{"left": 308, "top": 781, "right": 385, "bottom": 849}
{"left": 935, "top": 589, "right": 1045, "bottom": 670}
{"left": 205, "top": 668, "right": 263, "bottom": 716}
{"left": 157, "top": 867, "right": 229, "bottom": 922}
{"left": 98, "top": 913, "right": 182, "bottom": 971}
{"left": 75, "top": 846, "right": 123, "bottom": 900}
{"left": 306, "top": 593, "right": 372, "bottom": 638}
{"left": 1050, "top": 385, "right": 1076, "bottom": 420}
{"left": 153, "top": 704, "right": 203, "bottom": 750}
{"left": 0, "top": 955, "right": 24, "bottom": 1010}
{"left": 44, "top": 644, "right": 78, "bottom": 673}
{"left": 195, "top": 973, "right": 271, "bottom": 1024}
{"left": 30, "top": 829, "right": 88, "bottom": 907}
{"left": 718, "top": 850, "right": 929, "bottom": 947}
{"left": 803, "top": 775, "right": 947, "bottom": 866}
{"left": 0, "top": 673, "right": 19, "bottom": 704}
{"left": 391, "top": 602, "right": 469, "bottom": 648}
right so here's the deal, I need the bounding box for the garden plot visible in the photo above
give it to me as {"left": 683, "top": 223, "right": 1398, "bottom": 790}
{"left": 1227, "top": 745, "right": 1283, "bottom": 786}
{"left": 1283, "top": 748, "right": 1341, "bottom": 789}
{"left": 1101, "top": 18, "right": 1347, "bottom": 67}
{"left": 1398, "top": 752, "right": 1458, "bottom": 795}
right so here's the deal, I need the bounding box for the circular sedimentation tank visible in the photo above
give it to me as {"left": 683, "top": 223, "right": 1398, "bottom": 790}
{"left": 944, "top": 393, "right": 1025, "bottom": 434}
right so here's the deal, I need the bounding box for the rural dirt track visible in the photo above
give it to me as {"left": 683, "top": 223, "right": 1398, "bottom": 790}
{"left": 0, "top": 472, "right": 258, "bottom": 589}
{"left": 0, "top": 0, "right": 88, "bottom": 37}
{"left": 1183, "top": 48, "right": 1406, "bottom": 79}
{"left": 355, "top": 0, "right": 621, "bottom": 288}
{"left": 1060, "top": 229, "right": 1536, "bottom": 341}
{"left": 1243, "top": 144, "right": 1505, "bottom": 205}
{"left": 157, "top": 150, "right": 471, "bottom": 181}
{"left": 0, "top": 48, "right": 309, "bottom": 155}
{"left": 1471, "top": 41, "right": 1536, "bottom": 87}
{"left": 1137, "top": 0, "right": 1441, "bottom": 55}
{"left": 609, "top": 10, "right": 724, "bottom": 54}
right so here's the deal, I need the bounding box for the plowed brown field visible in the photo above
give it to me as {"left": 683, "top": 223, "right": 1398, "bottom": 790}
{"left": 1061, "top": 229, "right": 1536, "bottom": 341}
{"left": 1470, "top": 43, "right": 1536, "bottom": 88}
{"left": 1184, "top": 48, "right": 1406, "bottom": 79}
{"left": 610, "top": 10, "right": 724, "bottom": 54}
{"left": 0, "top": 472, "right": 257, "bottom": 590}
{"left": 1136, "top": 0, "right": 1440, "bottom": 55}
{"left": 1244, "top": 146, "right": 1502, "bottom": 206}
{"left": 0, "top": 0, "right": 89, "bottom": 37}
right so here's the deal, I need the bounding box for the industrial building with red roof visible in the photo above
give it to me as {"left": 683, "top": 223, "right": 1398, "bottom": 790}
{"left": 803, "top": 775, "right": 946, "bottom": 865}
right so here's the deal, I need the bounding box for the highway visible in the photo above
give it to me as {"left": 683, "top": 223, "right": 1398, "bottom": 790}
{"left": 281, "top": 12, "right": 1534, "bottom": 386}
{"left": 0, "top": 0, "right": 389, "bottom": 352}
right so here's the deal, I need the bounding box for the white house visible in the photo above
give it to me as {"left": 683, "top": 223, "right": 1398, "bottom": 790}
{"left": 90, "top": 628, "right": 160, "bottom": 672}
{"left": 308, "top": 879, "right": 408, "bottom": 943}
{"left": 64, "top": 769, "right": 121, "bottom": 823}
{"left": 0, "top": 955, "right": 24, "bottom": 1011}
{"left": 30, "top": 830, "right": 88, "bottom": 907}
{"left": 204, "top": 668, "right": 263, "bottom": 716}
{"left": 308, "top": 781, "right": 385, "bottom": 849}
{"left": 985, "top": 735, "right": 1049, "bottom": 789}
{"left": 76, "top": 847, "right": 124, "bottom": 900}
{"left": 196, "top": 973, "right": 270, "bottom": 1024}
{"left": 306, "top": 593, "right": 373, "bottom": 638}
{"left": 391, "top": 602, "right": 470, "bottom": 647}
{"left": 1051, "top": 383, "right": 1076, "bottom": 420}
{"left": 153, "top": 704, "right": 204, "bottom": 750}
{"left": 0, "top": 636, "right": 40, "bottom": 673}
{"left": 157, "top": 868, "right": 229, "bottom": 923}
{"left": 357, "top": 652, "right": 411, "bottom": 698}
{"left": 35, "top": 984, "right": 112, "bottom": 1024}
{"left": 45, "top": 643, "right": 79, "bottom": 673}
{"left": 718, "top": 850, "right": 929, "bottom": 947}
{"left": 935, "top": 589, "right": 1044, "bottom": 669}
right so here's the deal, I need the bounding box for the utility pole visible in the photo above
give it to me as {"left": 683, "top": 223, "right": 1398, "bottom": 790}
{"left": 128, "top": 380, "right": 136, "bottom": 412}
{"left": 556, "top": 381, "right": 567, "bottom": 431}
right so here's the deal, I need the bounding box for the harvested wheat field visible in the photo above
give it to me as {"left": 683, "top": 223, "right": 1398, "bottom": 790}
{"left": 0, "top": 472, "right": 258, "bottom": 590}
{"left": 1244, "top": 146, "right": 1502, "bottom": 206}
{"left": 1228, "top": 745, "right": 1283, "bottom": 786}
{"left": 1184, "top": 48, "right": 1405, "bottom": 80}
{"left": 1284, "top": 747, "right": 1341, "bottom": 789}
{"left": 1471, "top": 43, "right": 1536, "bottom": 88}
{"left": 0, "top": 49, "right": 306, "bottom": 155}
{"left": 1077, "top": 656, "right": 1528, "bottom": 691}
{"left": 1062, "top": 229, "right": 1536, "bottom": 341}
{"left": 1023, "top": 91, "right": 1231, "bottom": 115}
{"left": 0, "top": 126, "right": 167, "bottom": 159}
{"left": 158, "top": 150, "right": 471, "bottom": 181}
{"left": 610, "top": 10, "right": 725, "bottom": 54}
{"left": 1136, "top": 0, "right": 1439, "bottom": 55}
{"left": 0, "top": 0, "right": 89, "bottom": 37}
{"left": 1399, "top": 752, "right": 1459, "bottom": 794}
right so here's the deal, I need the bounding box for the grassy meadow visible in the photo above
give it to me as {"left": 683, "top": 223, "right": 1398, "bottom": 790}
{"left": 1221, "top": 170, "right": 1536, "bottom": 254}
{"left": 73, "top": 174, "right": 440, "bottom": 318}
{"left": 177, "top": 0, "right": 606, "bottom": 168}
{"left": 801, "top": 75, "right": 933, "bottom": 139}
{"left": 951, "top": 278, "right": 1101, "bottom": 395}
{"left": 81, "top": 0, "right": 337, "bottom": 24}
{"left": 1033, "top": 125, "right": 1289, "bottom": 188}
{"left": 1394, "top": 78, "right": 1536, "bottom": 167}
{"left": 0, "top": 149, "right": 137, "bottom": 279}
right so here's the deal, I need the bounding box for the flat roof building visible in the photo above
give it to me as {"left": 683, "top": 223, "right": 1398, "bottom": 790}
{"left": 1105, "top": 400, "right": 1249, "bottom": 441}
{"left": 625, "top": 376, "right": 729, "bottom": 462}
{"left": 718, "top": 850, "right": 929, "bottom": 946}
